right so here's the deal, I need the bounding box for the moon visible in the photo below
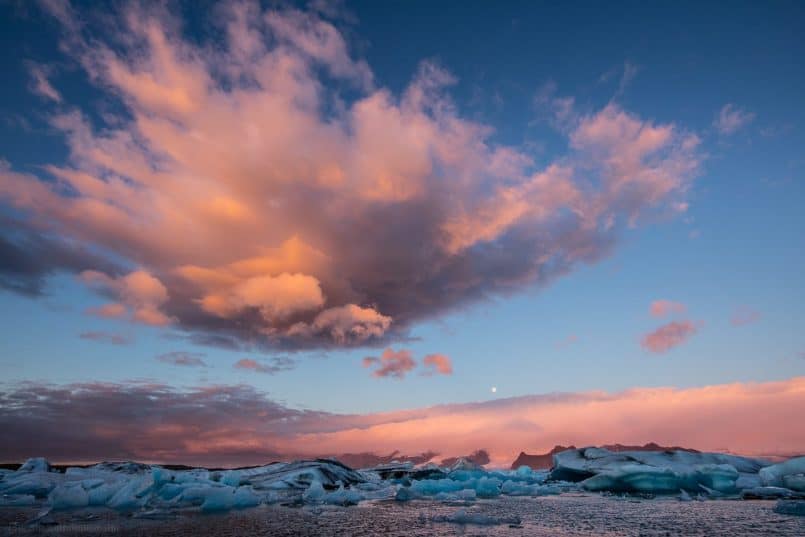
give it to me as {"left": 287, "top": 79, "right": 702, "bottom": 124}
{"left": 491, "top": 386, "right": 497, "bottom": 393}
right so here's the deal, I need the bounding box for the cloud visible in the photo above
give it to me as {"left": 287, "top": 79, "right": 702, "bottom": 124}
{"left": 233, "top": 357, "right": 295, "bottom": 375}
{"left": 422, "top": 353, "right": 453, "bottom": 376}
{"left": 730, "top": 306, "right": 761, "bottom": 327}
{"left": 713, "top": 104, "right": 755, "bottom": 135}
{"left": 0, "top": 2, "right": 701, "bottom": 351}
{"left": 641, "top": 320, "right": 699, "bottom": 353}
{"left": 363, "top": 348, "right": 416, "bottom": 379}
{"left": 157, "top": 351, "right": 207, "bottom": 367}
{"left": 649, "top": 299, "right": 687, "bottom": 318}
{"left": 80, "top": 270, "right": 172, "bottom": 326}
{"left": 1, "top": 377, "right": 803, "bottom": 466}
{"left": 79, "top": 331, "right": 131, "bottom": 345}
{"left": 364, "top": 348, "right": 451, "bottom": 378}
{"left": 0, "top": 216, "right": 122, "bottom": 297}
{"left": 26, "top": 62, "right": 62, "bottom": 103}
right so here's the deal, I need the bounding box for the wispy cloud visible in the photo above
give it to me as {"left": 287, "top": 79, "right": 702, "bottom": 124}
{"left": 641, "top": 320, "right": 699, "bottom": 353}
{"left": 79, "top": 331, "right": 131, "bottom": 345}
{"left": 26, "top": 62, "right": 62, "bottom": 103}
{"left": 730, "top": 306, "right": 761, "bottom": 327}
{"left": 233, "top": 357, "right": 295, "bottom": 375}
{"left": 713, "top": 103, "right": 755, "bottom": 135}
{"left": 157, "top": 351, "right": 207, "bottom": 367}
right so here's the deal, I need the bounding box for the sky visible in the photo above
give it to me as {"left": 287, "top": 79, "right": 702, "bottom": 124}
{"left": 0, "top": 0, "right": 804, "bottom": 467}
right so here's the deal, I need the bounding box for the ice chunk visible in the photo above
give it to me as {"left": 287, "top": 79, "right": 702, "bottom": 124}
{"left": 395, "top": 486, "right": 417, "bottom": 501}
{"left": 248, "top": 459, "right": 366, "bottom": 491}
{"left": 233, "top": 486, "right": 260, "bottom": 508}
{"left": 582, "top": 464, "right": 679, "bottom": 494}
{"left": 515, "top": 465, "right": 533, "bottom": 478}
{"left": 783, "top": 474, "right": 805, "bottom": 492}
{"left": 550, "top": 447, "right": 752, "bottom": 494}
{"left": 774, "top": 500, "right": 805, "bottom": 517}
{"left": 0, "top": 471, "right": 62, "bottom": 497}
{"left": 88, "top": 482, "right": 124, "bottom": 506}
{"left": 18, "top": 458, "right": 52, "bottom": 473}
{"left": 106, "top": 475, "right": 153, "bottom": 510}
{"left": 0, "top": 494, "right": 37, "bottom": 506}
{"left": 472, "top": 476, "right": 501, "bottom": 497}
{"left": 433, "top": 509, "right": 521, "bottom": 526}
{"left": 323, "top": 484, "right": 363, "bottom": 506}
{"left": 760, "top": 457, "right": 805, "bottom": 489}
{"left": 692, "top": 464, "right": 739, "bottom": 493}
{"left": 410, "top": 478, "right": 465, "bottom": 496}
{"left": 49, "top": 483, "right": 89, "bottom": 509}
{"left": 501, "top": 480, "right": 536, "bottom": 496}
{"left": 741, "top": 486, "right": 797, "bottom": 500}
{"left": 199, "top": 487, "right": 238, "bottom": 512}
{"left": 221, "top": 470, "right": 242, "bottom": 487}
{"left": 302, "top": 480, "right": 327, "bottom": 502}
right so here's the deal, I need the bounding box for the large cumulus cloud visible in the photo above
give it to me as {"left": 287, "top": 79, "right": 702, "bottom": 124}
{"left": 0, "top": 1, "right": 701, "bottom": 350}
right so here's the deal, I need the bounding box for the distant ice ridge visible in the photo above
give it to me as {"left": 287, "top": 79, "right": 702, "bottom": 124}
{"left": 2, "top": 450, "right": 805, "bottom": 520}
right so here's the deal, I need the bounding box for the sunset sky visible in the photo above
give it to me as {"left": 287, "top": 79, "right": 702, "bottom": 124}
{"left": 0, "top": 0, "right": 803, "bottom": 466}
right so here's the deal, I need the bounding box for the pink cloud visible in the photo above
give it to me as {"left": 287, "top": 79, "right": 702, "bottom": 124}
{"left": 641, "top": 320, "right": 699, "bottom": 353}
{"left": 422, "top": 353, "right": 453, "bottom": 376}
{"left": 0, "top": 3, "right": 702, "bottom": 351}
{"left": 649, "top": 299, "right": 687, "bottom": 318}
{"left": 731, "top": 306, "right": 761, "bottom": 327}
{"left": 713, "top": 104, "right": 755, "bottom": 135}
{"left": 1, "top": 377, "right": 803, "bottom": 467}
{"left": 233, "top": 357, "right": 295, "bottom": 375}
{"left": 363, "top": 348, "right": 416, "bottom": 379}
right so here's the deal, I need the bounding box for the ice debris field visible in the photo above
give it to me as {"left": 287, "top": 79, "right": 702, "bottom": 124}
{"left": 2, "top": 447, "right": 805, "bottom": 524}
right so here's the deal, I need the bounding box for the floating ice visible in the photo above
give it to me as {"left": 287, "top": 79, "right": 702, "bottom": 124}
{"left": 774, "top": 500, "right": 805, "bottom": 516}
{"left": 3, "top": 449, "right": 802, "bottom": 518}
{"left": 550, "top": 447, "right": 765, "bottom": 494}
{"left": 759, "top": 456, "right": 805, "bottom": 490}
{"left": 741, "top": 486, "right": 801, "bottom": 500}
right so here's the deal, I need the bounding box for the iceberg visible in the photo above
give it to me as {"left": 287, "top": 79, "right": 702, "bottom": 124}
{"left": 3, "top": 449, "right": 803, "bottom": 518}
{"left": 759, "top": 456, "right": 805, "bottom": 490}
{"left": 550, "top": 447, "right": 765, "bottom": 494}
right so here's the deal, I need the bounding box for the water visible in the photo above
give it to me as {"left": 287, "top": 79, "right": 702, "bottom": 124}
{"left": 2, "top": 495, "right": 804, "bottom": 536}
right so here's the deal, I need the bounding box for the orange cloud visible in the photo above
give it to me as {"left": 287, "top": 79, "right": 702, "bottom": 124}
{"left": 422, "top": 353, "right": 453, "bottom": 376}
{"left": 641, "top": 320, "right": 699, "bottom": 353}
{"left": 80, "top": 269, "right": 172, "bottom": 326}
{"left": 363, "top": 348, "right": 416, "bottom": 379}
